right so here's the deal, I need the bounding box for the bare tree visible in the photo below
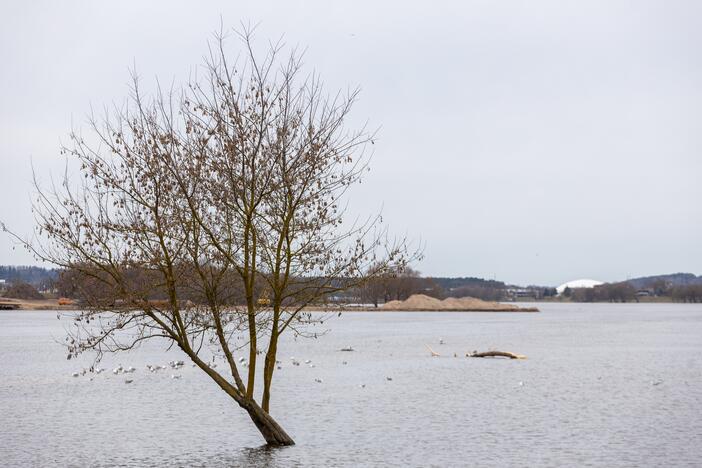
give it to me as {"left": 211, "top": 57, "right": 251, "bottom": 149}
{"left": 384, "top": 266, "right": 423, "bottom": 302}
{"left": 360, "top": 265, "right": 423, "bottom": 306}
{"left": 4, "top": 29, "right": 416, "bottom": 446}
{"left": 360, "top": 264, "right": 391, "bottom": 307}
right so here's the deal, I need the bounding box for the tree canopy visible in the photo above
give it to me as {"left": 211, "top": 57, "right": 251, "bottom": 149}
{"left": 5, "top": 29, "right": 416, "bottom": 445}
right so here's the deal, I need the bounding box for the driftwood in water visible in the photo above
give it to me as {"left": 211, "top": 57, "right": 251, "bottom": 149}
{"left": 425, "top": 345, "right": 441, "bottom": 357}
{"left": 467, "top": 350, "right": 527, "bottom": 360}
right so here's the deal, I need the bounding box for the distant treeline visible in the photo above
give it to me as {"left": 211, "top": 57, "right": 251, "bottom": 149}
{"left": 2, "top": 265, "right": 701, "bottom": 304}
{"left": 543, "top": 273, "right": 702, "bottom": 303}
{"left": 563, "top": 278, "right": 702, "bottom": 303}
{"left": 626, "top": 272, "right": 702, "bottom": 290}
{"left": 429, "top": 277, "right": 513, "bottom": 301}
{"left": 0, "top": 266, "right": 58, "bottom": 290}
{"left": 669, "top": 285, "right": 702, "bottom": 302}
{"left": 563, "top": 282, "right": 638, "bottom": 303}
{"left": 350, "top": 272, "right": 556, "bottom": 305}
{"left": 0, "top": 264, "right": 544, "bottom": 305}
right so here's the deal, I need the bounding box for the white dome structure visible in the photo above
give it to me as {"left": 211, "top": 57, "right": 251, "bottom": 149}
{"left": 556, "top": 279, "right": 604, "bottom": 295}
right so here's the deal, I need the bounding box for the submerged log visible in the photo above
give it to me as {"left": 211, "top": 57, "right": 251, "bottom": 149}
{"left": 467, "top": 350, "right": 527, "bottom": 359}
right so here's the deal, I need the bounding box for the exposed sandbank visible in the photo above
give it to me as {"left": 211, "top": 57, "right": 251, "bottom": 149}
{"left": 1, "top": 294, "right": 538, "bottom": 313}
{"left": 379, "top": 294, "right": 538, "bottom": 312}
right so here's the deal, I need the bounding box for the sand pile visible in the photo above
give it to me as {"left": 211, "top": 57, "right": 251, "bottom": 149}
{"left": 381, "top": 294, "right": 535, "bottom": 312}
{"left": 382, "top": 294, "right": 443, "bottom": 310}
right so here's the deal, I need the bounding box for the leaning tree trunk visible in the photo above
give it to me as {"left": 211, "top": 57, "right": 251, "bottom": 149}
{"left": 243, "top": 400, "right": 295, "bottom": 446}
{"left": 188, "top": 352, "right": 294, "bottom": 446}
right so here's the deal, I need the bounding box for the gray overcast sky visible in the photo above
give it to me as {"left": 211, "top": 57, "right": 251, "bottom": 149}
{"left": 1, "top": 1, "right": 700, "bottom": 286}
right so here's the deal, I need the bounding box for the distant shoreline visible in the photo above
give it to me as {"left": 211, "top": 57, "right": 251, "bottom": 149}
{"left": 325, "top": 306, "right": 539, "bottom": 313}
{"left": 510, "top": 296, "right": 683, "bottom": 304}
{"left": 0, "top": 298, "right": 77, "bottom": 311}
{"left": 0, "top": 298, "right": 537, "bottom": 313}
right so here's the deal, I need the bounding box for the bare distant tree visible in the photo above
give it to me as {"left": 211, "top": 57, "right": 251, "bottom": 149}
{"left": 384, "top": 266, "right": 423, "bottom": 302}
{"left": 3, "top": 281, "right": 44, "bottom": 300}
{"left": 360, "top": 270, "right": 389, "bottom": 308}
{"left": 4, "top": 29, "right": 417, "bottom": 446}
{"left": 361, "top": 266, "right": 424, "bottom": 306}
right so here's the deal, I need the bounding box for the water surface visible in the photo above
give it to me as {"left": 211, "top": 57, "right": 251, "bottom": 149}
{"left": 1, "top": 303, "right": 701, "bottom": 467}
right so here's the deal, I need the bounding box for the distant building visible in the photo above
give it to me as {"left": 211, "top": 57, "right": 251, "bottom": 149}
{"left": 556, "top": 279, "right": 604, "bottom": 295}
{"left": 507, "top": 288, "right": 537, "bottom": 299}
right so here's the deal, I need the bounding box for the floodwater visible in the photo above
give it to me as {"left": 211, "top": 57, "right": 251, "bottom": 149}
{"left": 1, "top": 303, "right": 701, "bottom": 467}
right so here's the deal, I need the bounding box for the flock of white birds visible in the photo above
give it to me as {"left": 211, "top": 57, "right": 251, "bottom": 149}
{"left": 69, "top": 345, "right": 370, "bottom": 386}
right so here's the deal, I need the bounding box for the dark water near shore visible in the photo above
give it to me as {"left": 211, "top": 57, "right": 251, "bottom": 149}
{"left": 1, "top": 303, "right": 701, "bottom": 467}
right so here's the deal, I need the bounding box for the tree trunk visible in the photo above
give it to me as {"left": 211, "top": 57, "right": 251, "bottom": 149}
{"left": 244, "top": 400, "right": 295, "bottom": 446}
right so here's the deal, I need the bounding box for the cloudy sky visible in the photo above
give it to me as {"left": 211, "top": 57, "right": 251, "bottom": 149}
{"left": 1, "top": 1, "right": 700, "bottom": 286}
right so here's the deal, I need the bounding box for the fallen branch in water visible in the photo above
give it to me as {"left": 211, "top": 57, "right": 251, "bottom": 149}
{"left": 425, "top": 345, "right": 440, "bottom": 357}
{"left": 467, "top": 350, "right": 527, "bottom": 359}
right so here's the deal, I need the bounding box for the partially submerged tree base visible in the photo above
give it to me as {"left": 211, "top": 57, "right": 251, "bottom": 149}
{"left": 467, "top": 351, "right": 527, "bottom": 359}
{"left": 244, "top": 401, "right": 295, "bottom": 446}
